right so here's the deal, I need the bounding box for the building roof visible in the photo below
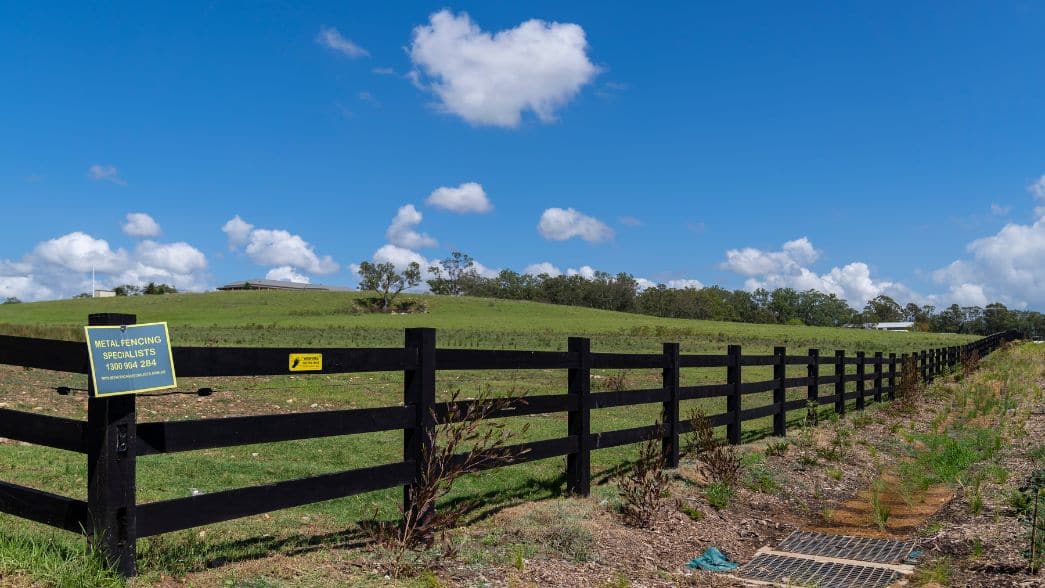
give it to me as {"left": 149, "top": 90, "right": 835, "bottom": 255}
{"left": 867, "top": 321, "right": 915, "bottom": 329}
{"left": 217, "top": 279, "right": 353, "bottom": 292}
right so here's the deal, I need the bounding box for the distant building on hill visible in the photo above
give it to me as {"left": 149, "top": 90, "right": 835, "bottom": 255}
{"left": 217, "top": 279, "right": 352, "bottom": 292}
{"left": 864, "top": 321, "right": 915, "bottom": 332}
{"left": 93, "top": 289, "right": 116, "bottom": 298}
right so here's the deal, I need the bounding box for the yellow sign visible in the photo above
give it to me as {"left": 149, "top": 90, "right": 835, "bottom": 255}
{"left": 289, "top": 353, "right": 322, "bottom": 372}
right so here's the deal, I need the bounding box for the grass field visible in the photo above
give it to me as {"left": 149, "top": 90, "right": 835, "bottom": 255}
{"left": 0, "top": 291, "right": 978, "bottom": 585}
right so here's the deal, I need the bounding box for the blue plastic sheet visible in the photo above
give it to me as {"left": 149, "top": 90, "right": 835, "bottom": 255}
{"left": 686, "top": 547, "right": 739, "bottom": 572}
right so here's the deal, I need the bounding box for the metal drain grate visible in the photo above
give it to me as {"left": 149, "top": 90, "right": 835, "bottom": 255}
{"left": 737, "top": 553, "right": 900, "bottom": 588}
{"left": 776, "top": 531, "right": 915, "bottom": 564}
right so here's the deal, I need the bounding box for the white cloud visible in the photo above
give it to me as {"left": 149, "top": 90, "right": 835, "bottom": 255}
{"left": 372, "top": 244, "right": 429, "bottom": 271}
{"left": 316, "top": 26, "right": 369, "bottom": 58}
{"left": 408, "top": 10, "right": 598, "bottom": 127}
{"left": 221, "top": 216, "right": 338, "bottom": 275}
{"left": 722, "top": 238, "right": 908, "bottom": 306}
{"left": 135, "top": 241, "right": 206, "bottom": 275}
{"left": 87, "top": 164, "right": 126, "bottom": 186}
{"left": 426, "top": 182, "right": 492, "bottom": 214}
{"left": 222, "top": 215, "right": 254, "bottom": 247}
{"left": 947, "top": 283, "right": 988, "bottom": 307}
{"left": 635, "top": 277, "right": 657, "bottom": 290}
{"left": 524, "top": 262, "right": 562, "bottom": 277}
{"left": 538, "top": 208, "right": 613, "bottom": 243}
{"left": 0, "top": 274, "right": 53, "bottom": 301}
{"left": 990, "top": 203, "right": 1011, "bottom": 216}
{"left": 386, "top": 204, "right": 438, "bottom": 249}
{"left": 932, "top": 211, "right": 1045, "bottom": 308}
{"left": 666, "top": 279, "right": 704, "bottom": 289}
{"left": 122, "top": 212, "right": 161, "bottom": 238}
{"left": 619, "top": 216, "right": 642, "bottom": 227}
{"left": 32, "top": 232, "right": 128, "bottom": 273}
{"left": 721, "top": 237, "right": 818, "bottom": 277}
{"left": 266, "top": 266, "right": 310, "bottom": 284}
{"left": 1029, "top": 175, "right": 1045, "bottom": 200}
{"left": 244, "top": 229, "right": 338, "bottom": 275}
{"left": 1, "top": 230, "right": 210, "bottom": 300}
{"left": 566, "top": 265, "right": 597, "bottom": 279}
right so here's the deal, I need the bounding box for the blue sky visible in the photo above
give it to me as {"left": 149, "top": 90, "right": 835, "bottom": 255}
{"left": 2, "top": 2, "right": 1044, "bottom": 309}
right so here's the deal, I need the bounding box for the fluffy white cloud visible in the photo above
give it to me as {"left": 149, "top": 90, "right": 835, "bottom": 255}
{"left": 426, "top": 182, "right": 492, "bottom": 214}
{"left": 538, "top": 208, "right": 613, "bottom": 243}
{"left": 721, "top": 237, "right": 818, "bottom": 277}
{"left": 223, "top": 216, "right": 338, "bottom": 275}
{"left": 566, "top": 265, "right": 597, "bottom": 279}
{"left": 386, "top": 204, "right": 438, "bottom": 249}
{"left": 524, "top": 262, "right": 562, "bottom": 277}
{"left": 244, "top": 229, "right": 338, "bottom": 274}
{"left": 722, "top": 238, "right": 908, "bottom": 306}
{"left": 946, "top": 283, "right": 988, "bottom": 307}
{"left": 135, "top": 241, "right": 206, "bottom": 275}
{"left": 32, "top": 232, "right": 128, "bottom": 273}
{"left": 0, "top": 274, "right": 53, "bottom": 301}
{"left": 932, "top": 210, "right": 1045, "bottom": 308}
{"left": 372, "top": 244, "right": 429, "bottom": 271}
{"left": 87, "top": 164, "right": 126, "bottom": 185}
{"left": 408, "top": 10, "right": 598, "bottom": 127}
{"left": 1, "top": 230, "right": 210, "bottom": 300}
{"left": 222, "top": 215, "right": 254, "bottom": 247}
{"left": 316, "top": 26, "right": 368, "bottom": 58}
{"left": 266, "top": 266, "right": 310, "bottom": 284}
{"left": 122, "top": 212, "right": 161, "bottom": 237}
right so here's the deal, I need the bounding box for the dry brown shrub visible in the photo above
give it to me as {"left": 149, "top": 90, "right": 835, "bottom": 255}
{"left": 618, "top": 423, "right": 669, "bottom": 528}
{"left": 684, "top": 408, "right": 742, "bottom": 488}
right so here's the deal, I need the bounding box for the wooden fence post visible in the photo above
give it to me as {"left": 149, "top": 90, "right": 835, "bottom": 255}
{"left": 855, "top": 351, "right": 866, "bottom": 411}
{"left": 773, "top": 346, "right": 786, "bottom": 437}
{"left": 888, "top": 353, "right": 897, "bottom": 400}
{"left": 834, "top": 350, "right": 846, "bottom": 416}
{"left": 806, "top": 349, "right": 819, "bottom": 425}
{"left": 567, "top": 337, "right": 591, "bottom": 496}
{"left": 403, "top": 327, "right": 436, "bottom": 521}
{"left": 87, "top": 313, "right": 138, "bottom": 577}
{"left": 662, "top": 342, "right": 680, "bottom": 468}
{"left": 873, "top": 352, "right": 883, "bottom": 403}
{"left": 923, "top": 348, "right": 932, "bottom": 386}
{"left": 727, "top": 345, "right": 742, "bottom": 445}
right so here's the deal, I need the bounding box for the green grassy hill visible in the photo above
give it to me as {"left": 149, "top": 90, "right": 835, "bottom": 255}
{"left": 0, "top": 290, "right": 973, "bottom": 353}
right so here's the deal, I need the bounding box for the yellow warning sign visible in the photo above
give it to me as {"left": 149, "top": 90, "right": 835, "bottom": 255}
{"left": 289, "top": 353, "right": 322, "bottom": 372}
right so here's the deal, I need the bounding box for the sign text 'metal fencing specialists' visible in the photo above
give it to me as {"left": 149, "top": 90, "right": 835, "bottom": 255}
{"left": 84, "top": 322, "right": 177, "bottom": 397}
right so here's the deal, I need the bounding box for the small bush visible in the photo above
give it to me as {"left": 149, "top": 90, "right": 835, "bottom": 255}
{"left": 912, "top": 557, "right": 953, "bottom": 586}
{"left": 744, "top": 464, "right": 780, "bottom": 494}
{"left": 703, "top": 482, "right": 735, "bottom": 509}
{"left": 893, "top": 355, "right": 923, "bottom": 412}
{"left": 618, "top": 424, "right": 669, "bottom": 528}
{"left": 764, "top": 440, "right": 789, "bottom": 457}
{"left": 685, "top": 408, "right": 742, "bottom": 487}
{"left": 677, "top": 500, "right": 705, "bottom": 521}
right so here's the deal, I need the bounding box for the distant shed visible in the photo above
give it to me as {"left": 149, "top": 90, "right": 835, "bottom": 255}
{"left": 217, "top": 279, "right": 352, "bottom": 292}
{"left": 866, "top": 321, "right": 915, "bottom": 332}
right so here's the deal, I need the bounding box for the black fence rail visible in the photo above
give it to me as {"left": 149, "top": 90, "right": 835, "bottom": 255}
{"left": 0, "top": 312, "right": 1018, "bottom": 577}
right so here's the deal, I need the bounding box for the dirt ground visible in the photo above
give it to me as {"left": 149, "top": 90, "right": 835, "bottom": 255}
{"left": 408, "top": 348, "right": 1045, "bottom": 588}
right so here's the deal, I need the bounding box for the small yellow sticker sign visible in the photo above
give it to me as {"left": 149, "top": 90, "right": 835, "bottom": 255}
{"left": 289, "top": 353, "right": 323, "bottom": 372}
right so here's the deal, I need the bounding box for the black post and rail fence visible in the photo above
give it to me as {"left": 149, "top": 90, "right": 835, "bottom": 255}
{"left": 0, "top": 315, "right": 1020, "bottom": 577}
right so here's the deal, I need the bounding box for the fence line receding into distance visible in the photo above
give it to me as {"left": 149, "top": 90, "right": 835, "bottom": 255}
{"left": 0, "top": 312, "right": 1018, "bottom": 577}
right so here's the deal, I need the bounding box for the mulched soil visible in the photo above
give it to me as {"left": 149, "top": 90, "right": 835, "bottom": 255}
{"left": 427, "top": 363, "right": 1045, "bottom": 587}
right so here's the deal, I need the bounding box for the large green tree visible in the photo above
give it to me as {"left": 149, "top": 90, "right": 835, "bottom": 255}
{"left": 357, "top": 261, "right": 422, "bottom": 311}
